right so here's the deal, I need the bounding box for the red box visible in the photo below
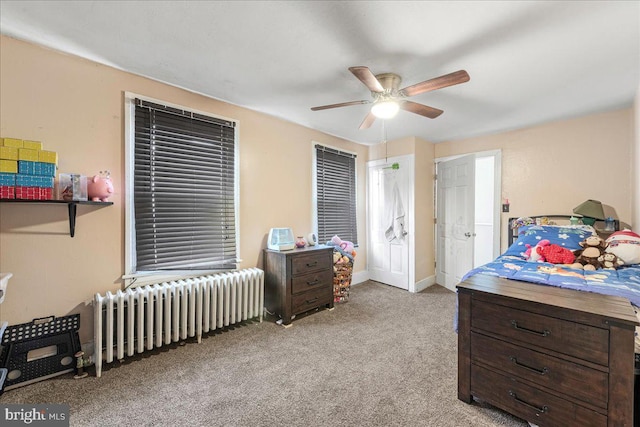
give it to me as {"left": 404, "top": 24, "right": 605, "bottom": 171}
{"left": 14, "top": 186, "right": 52, "bottom": 200}
{"left": 16, "top": 186, "right": 38, "bottom": 200}
{"left": 40, "top": 187, "right": 53, "bottom": 200}
{"left": 0, "top": 185, "right": 15, "bottom": 199}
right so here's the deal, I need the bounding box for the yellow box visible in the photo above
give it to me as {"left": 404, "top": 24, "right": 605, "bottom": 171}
{"left": 23, "top": 140, "right": 43, "bottom": 150}
{"left": 1, "top": 138, "right": 23, "bottom": 148}
{"left": 38, "top": 150, "right": 58, "bottom": 165}
{"left": 0, "top": 160, "right": 18, "bottom": 173}
{"left": 0, "top": 146, "right": 18, "bottom": 160}
{"left": 18, "top": 148, "right": 39, "bottom": 162}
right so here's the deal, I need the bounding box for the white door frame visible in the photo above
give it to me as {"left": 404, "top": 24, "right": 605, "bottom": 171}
{"left": 434, "top": 150, "right": 502, "bottom": 285}
{"left": 366, "top": 154, "right": 416, "bottom": 292}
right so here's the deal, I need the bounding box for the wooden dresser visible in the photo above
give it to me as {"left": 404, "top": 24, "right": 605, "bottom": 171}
{"left": 264, "top": 245, "right": 334, "bottom": 325}
{"left": 457, "top": 275, "right": 638, "bottom": 427}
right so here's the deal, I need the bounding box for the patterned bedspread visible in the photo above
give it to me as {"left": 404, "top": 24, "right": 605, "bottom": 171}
{"left": 462, "top": 255, "right": 640, "bottom": 308}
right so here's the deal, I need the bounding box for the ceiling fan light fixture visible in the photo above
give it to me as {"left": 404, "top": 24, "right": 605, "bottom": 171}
{"left": 371, "top": 100, "right": 400, "bottom": 119}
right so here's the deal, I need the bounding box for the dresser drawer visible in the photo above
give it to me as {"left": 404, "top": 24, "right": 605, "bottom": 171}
{"left": 471, "top": 300, "right": 609, "bottom": 366}
{"left": 291, "top": 253, "right": 331, "bottom": 276}
{"left": 471, "top": 332, "right": 608, "bottom": 408}
{"left": 291, "top": 270, "right": 333, "bottom": 295}
{"left": 471, "top": 364, "right": 607, "bottom": 427}
{"left": 292, "top": 286, "right": 332, "bottom": 315}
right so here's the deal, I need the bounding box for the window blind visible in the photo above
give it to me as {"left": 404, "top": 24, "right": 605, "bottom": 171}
{"left": 134, "top": 99, "right": 236, "bottom": 271}
{"left": 315, "top": 144, "right": 358, "bottom": 245}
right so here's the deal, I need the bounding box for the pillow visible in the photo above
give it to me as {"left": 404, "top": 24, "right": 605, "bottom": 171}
{"left": 605, "top": 230, "right": 640, "bottom": 265}
{"left": 503, "top": 225, "right": 596, "bottom": 259}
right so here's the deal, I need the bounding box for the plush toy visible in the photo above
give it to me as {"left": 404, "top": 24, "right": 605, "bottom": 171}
{"left": 597, "top": 252, "right": 624, "bottom": 270}
{"left": 539, "top": 244, "right": 576, "bottom": 265}
{"left": 331, "top": 235, "right": 355, "bottom": 254}
{"left": 605, "top": 230, "right": 640, "bottom": 265}
{"left": 523, "top": 239, "right": 549, "bottom": 262}
{"left": 573, "top": 235, "right": 608, "bottom": 271}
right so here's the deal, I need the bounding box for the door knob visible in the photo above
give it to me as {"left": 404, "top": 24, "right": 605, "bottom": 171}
{"left": 464, "top": 232, "right": 476, "bottom": 238}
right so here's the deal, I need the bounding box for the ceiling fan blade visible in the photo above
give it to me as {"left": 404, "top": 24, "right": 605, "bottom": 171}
{"left": 349, "top": 66, "right": 384, "bottom": 93}
{"left": 310, "top": 100, "right": 370, "bottom": 111}
{"left": 400, "top": 70, "right": 470, "bottom": 97}
{"left": 400, "top": 101, "right": 444, "bottom": 119}
{"left": 359, "top": 112, "right": 376, "bottom": 129}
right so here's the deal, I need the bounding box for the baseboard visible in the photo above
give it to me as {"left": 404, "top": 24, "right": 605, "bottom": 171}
{"left": 414, "top": 275, "right": 435, "bottom": 293}
{"left": 351, "top": 270, "right": 370, "bottom": 285}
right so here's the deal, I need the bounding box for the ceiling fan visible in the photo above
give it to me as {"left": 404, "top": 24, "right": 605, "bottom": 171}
{"left": 311, "top": 66, "right": 470, "bottom": 129}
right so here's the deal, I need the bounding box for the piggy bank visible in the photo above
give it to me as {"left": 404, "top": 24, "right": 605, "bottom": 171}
{"left": 87, "top": 171, "right": 114, "bottom": 202}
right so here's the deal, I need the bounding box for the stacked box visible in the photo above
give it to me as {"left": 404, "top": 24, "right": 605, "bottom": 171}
{"left": 16, "top": 174, "right": 54, "bottom": 188}
{"left": 0, "top": 146, "right": 18, "bottom": 160}
{"left": 0, "top": 173, "right": 16, "bottom": 199}
{"left": 1, "top": 138, "right": 23, "bottom": 148}
{"left": 18, "top": 161, "right": 56, "bottom": 177}
{"left": 1, "top": 138, "right": 58, "bottom": 200}
{"left": 0, "top": 160, "right": 18, "bottom": 174}
{"left": 18, "top": 148, "right": 39, "bottom": 162}
{"left": 38, "top": 150, "right": 58, "bottom": 165}
{"left": 15, "top": 186, "right": 52, "bottom": 200}
{"left": 23, "top": 140, "right": 43, "bottom": 150}
{"left": 0, "top": 186, "right": 15, "bottom": 199}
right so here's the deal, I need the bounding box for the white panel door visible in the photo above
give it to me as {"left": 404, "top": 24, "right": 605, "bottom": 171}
{"left": 436, "top": 155, "right": 475, "bottom": 292}
{"left": 367, "top": 155, "right": 413, "bottom": 290}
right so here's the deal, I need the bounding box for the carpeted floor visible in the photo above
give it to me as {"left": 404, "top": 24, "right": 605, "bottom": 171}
{"left": 0, "top": 281, "right": 529, "bottom": 426}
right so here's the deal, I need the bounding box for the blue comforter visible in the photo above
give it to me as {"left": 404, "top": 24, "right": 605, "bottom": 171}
{"left": 462, "top": 255, "right": 640, "bottom": 307}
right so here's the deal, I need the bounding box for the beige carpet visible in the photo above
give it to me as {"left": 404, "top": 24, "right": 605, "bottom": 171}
{"left": 0, "top": 281, "right": 528, "bottom": 427}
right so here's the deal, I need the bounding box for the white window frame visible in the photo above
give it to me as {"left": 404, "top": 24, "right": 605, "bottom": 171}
{"left": 123, "top": 92, "right": 240, "bottom": 287}
{"left": 311, "top": 141, "right": 359, "bottom": 246}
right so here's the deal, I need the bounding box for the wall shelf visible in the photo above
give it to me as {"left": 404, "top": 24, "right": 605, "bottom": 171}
{"left": 0, "top": 199, "right": 113, "bottom": 237}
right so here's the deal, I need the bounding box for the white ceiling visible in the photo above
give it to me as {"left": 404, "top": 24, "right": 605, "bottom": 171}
{"left": 1, "top": 1, "right": 638, "bottom": 145}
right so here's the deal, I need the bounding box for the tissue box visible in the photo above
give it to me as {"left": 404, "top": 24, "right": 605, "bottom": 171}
{"left": 0, "top": 160, "right": 18, "bottom": 173}
{"left": 58, "top": 173, "right": 87, "bottom": 201}
{"left": 0, "top": 146, "right": 18, "bottom": 160}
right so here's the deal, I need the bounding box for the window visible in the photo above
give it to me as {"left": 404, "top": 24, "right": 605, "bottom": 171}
{"left": 314, "top": 144, "right": 357, "bottom": 245}
{"left": 125, "top": 95, "right": 238, "bottom": 279}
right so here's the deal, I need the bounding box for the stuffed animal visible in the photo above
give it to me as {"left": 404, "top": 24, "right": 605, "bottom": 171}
{"left": 597, "top": 252, "right": 624, "bottom": 270}
{"left": 539, "top": 244, "right": 576, "bottom": 265}
{"left": 523, "top": 239, "right": 550, "bottom": 262}
{"left": 605, "top": 230, "right": 640, "bottom": 265}
{"left": 331, "top": 235, "right": 355, "bottom": 254}
{"left": 573, "top": 235, "right": 608, "bottom": 270}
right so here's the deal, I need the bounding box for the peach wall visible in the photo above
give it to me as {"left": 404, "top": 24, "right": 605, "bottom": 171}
{"left": 0, "top": 36, "right": 368, "bottom": 341}
{"left": 434, "top": 108, "right": 635, "bottom": 250}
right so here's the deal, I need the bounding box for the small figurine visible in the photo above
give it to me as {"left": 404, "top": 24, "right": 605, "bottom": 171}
{"left": 87, "top": 170, "right": 114, "bottom": 202}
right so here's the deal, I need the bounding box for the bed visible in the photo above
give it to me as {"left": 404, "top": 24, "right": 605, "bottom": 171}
{"left": 456, "top": 216, "right": 640, "bottom": 427}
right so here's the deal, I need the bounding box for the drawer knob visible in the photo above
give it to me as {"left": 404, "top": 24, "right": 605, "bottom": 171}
{"left": 306, "top": 279, "right": 319, "bottom": 286}
{"left": 508, "top": 390, "right": 549, "bottom": 414}
{"left": 306, "top": 261, "right": 318, "bottom": 267}
{"left": 509, "top": 356, "right": 549, "bottom": 375}
{"left": 305, "top": 297, "right": 319, "bottom": 304}
{"left": 511, "top": 320, "right": 550, "bottom": 337}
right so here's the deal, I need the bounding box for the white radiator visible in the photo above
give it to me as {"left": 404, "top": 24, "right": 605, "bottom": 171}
{"left": 93, "top": 268, "right": 264, "bottom": 377}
